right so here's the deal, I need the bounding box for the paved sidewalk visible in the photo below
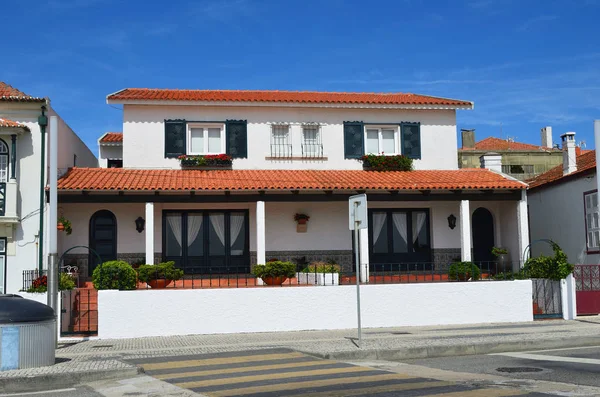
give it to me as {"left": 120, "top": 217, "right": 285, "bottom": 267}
{"left": 1, "top": 318, "right": 599, "bottom": 393}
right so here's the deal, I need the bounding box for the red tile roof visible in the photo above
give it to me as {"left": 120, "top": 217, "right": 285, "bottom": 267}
{"left": 0, "top": 82, "right": 45, "bottom": 102}
{"left": 0, "top": 117, "right": 30, "bottom": 131}
{"left": 461, "top": 137, "right": 559, "bottom": 152}
{"left": 107, "top": 89, "right": 473, "bottom": 108}
{"left": 58, "top": 168, "right": 524, "bottom": 192}
{"left": 528, "top": 150, "right": 596, "bottom": 189}
{"left": 99, "top": 132, "right": 123, "bottom": 143}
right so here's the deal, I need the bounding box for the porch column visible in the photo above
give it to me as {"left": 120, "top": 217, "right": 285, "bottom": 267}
{"left": 145, "top": 202, "right": 154, "bottom": 265}
{"left": 459, "top": 200, "right": 472, "bottom": 262}
{"left": 359, "top": 228, "right": 369, "bottom": 283}
{"left": 256, "top": 201, "right": 266, "bottom": 265}
{"left": 10, "top": 134, "right": 16, "bottom": 180}
{"left": 516, "top": 190, "right": 529, "bottom": 269}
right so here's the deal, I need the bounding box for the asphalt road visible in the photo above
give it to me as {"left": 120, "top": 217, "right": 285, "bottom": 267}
{"left": 402, "top": 346, "right": 600, "bottom": 388}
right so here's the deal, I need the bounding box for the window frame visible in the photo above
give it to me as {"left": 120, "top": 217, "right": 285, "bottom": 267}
{"left": 187, "top": 123, "right": 226, "bottom": 155}
{"left": 270, "top": 124, "right": 292, "bottom": 157}
{"left": 0, "top": 138, "right": 9, "bottom": 183}
{"left": 364, "top": 125, "right": 400, "bottom": 155}
{"left": 301, "top": 124, "right": 323, "bottom": 158}
{"left": 584, "top": 190, "right": 600, "bottom": 254}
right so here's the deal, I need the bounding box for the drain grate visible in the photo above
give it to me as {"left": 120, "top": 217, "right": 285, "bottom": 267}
{"left": 496, "top": 367, "right": 543, "bottom": 373}
{"left": 91, "top": 345, "right": 114, "bottom": 349}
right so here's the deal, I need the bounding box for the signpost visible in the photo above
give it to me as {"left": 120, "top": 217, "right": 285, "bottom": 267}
{"left": 349, "top": 194, "right": 367, "bottom": 345}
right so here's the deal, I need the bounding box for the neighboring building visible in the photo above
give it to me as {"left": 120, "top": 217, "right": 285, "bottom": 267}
{"left": 0, "top": 82, "right": 97, "bottom": 294}
{"left": 56, "top": 89, "right": 528, "bottom": 280}
{"left": 98, "top": 132, "right": 123, "bottom": 168}
{"left": 458, "top": 127, "right": 563, "bottom": 181}
{"left": 528, "top": 131, "right": 598, "bottom": 264}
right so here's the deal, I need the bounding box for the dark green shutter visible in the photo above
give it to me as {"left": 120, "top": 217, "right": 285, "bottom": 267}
{"left": 343, "top": 121, "right": 364, "bottom": 159}
{"left": 164, "top": 119, "right": 186, "bottom": 158}
{"left": 226, "top": 120, "right": 247, "bottom": 159}
{"left": 401, "top": 122, "right": 421, "bottom": 159}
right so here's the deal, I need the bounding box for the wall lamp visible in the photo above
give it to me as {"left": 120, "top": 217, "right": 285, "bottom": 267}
{"left": 135, "top": 217, "right": 145, "bottom": 233}
{"left": 447, "top": 214, "right": 457, "bottom": 230}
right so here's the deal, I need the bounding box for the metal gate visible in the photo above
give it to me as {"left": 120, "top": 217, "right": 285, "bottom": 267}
{"left": 532, "top": 278, "right": 563, "bottom": 319}
{"left": 60, "top": 289, "right": 98, "bottom": 336}
{"left": 574, "top": 264, "right": 600, "bottom": 315}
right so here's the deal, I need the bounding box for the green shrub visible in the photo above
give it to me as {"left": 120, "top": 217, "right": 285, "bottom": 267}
{"left": 302, "top": 261, "right": 341, "bottom": 273}
{"left": 59, "top": 273, "right": 76, "bottom": 290}
{"left": 523, "top": 242, "right": 573, "bottom": 280}
{"left": 252, "top": 261, "right": 296, "bottom": 278}
{"left": 360, "top": 154, "right": 413, "bottom": 171}
{"left": 137, "top": 261, "right": 184, "bottom": 283}
{"left": 448, "top": 261, "right": 480, "bottom": 281}
{"left": 491, "top": 247, "right": 508, "bottom": 257}
{"left": 92, "top": 260, "right": 137, "bottom": 290}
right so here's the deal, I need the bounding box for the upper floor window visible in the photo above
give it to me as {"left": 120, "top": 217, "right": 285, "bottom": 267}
{"left": 270, "top": 125, "right": 291, "bottom": 158}
{"left": 188, "top": 124, "right": 225, "bottom": 155}
{"left": 502, "top": 165, "right": 534, "bottom": 174}
{"left": 0, "top": 139, "right": 8, "bottom": 183}
{"left": 302, "top": 125, "right": 323, "bottom": 158}
{"left": 107, "top": 159, "right": 123, "bottom": 168}
{"left": 585, "top": 191, "right": 600, "bottom": 252}
{"left": 365, "top": 126, "right": 398, "bottom": 155}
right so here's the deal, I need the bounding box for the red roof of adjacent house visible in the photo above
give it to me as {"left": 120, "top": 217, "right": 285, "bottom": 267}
{"left": 528, "top": 150, "right": 596, "bottom": 189}
{"left": 107, "top": 89, "right": 473, "bottom": 108}
{"left": 99, "top": 132, "right": 123, "bottom": 143}
{"left": 461, "top": 137, "right": 560, "bottom": 152}
{"left": 0, "top": 117, "right": 30, "bottom": 131}
{"left": 57, "top": 168, "right": 525, "bottom": 192}
{"left": 0, "top": 82, "right": 45, "bottom": 102}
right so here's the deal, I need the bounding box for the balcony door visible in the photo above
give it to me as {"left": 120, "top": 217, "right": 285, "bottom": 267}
{"left": 163, "top": 210, "right": 249, "bottom": 274}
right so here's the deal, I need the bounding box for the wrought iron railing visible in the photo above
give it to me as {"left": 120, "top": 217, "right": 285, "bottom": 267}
{"left": 22, "top": 269, "right": 47, "bottom": 291}
{"left": 270, "top": 143, "right": 292, "bottom": 158}
{"left": 0, "top": 182, "right": 5, "bottom": 216}
{"left": 574, "top": 264, "right": 600, "bottom": 291}
{"left": 301, "top": 143, "right": 323, "bottom": 158}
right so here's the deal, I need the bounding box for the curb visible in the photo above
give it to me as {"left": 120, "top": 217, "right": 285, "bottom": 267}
{"left": 0, "top": 365, "right": 143, "bottom": 394}
{"left": 301, "top": 336, "right": 600, "bottom": 361}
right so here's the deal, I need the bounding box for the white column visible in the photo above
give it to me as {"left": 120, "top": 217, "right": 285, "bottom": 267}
{"left": 359, "top": 227, "right": 369, "bottom": 283}
{"left": 145, "top": 202, "right": 154, "bottom": 265}
{"left": 516, "top": 189, "right": 529, "bottom": 269}
{"left": 459, "top": 200, "right": 471, "bottom": 262}
{"left": 256, "top": 201, "right": 266, "bottom": 265}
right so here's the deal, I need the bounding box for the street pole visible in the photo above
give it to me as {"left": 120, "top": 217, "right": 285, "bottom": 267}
{"left": 47, "top": 116, "right": 59, "bottom": 345}
{"left": 37, "top": 106, "right": 48, "bottom": 273}
{"left": 354, "top": 202, "right": 362, "bottom": 346}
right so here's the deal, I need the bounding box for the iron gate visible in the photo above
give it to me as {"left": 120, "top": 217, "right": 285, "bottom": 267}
{"left": 60, "top": 289, "right": 98, "bottom": 336}
{"left": 532, "top": 278, "right": 563, "bottom": 319}
{"left": 574, "top": 264, "right": 600, "bottom": 315}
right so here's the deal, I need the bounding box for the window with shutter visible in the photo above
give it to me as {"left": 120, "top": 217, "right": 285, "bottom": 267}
{"left": 226, "top": 120, "right": 248, "bottom": 159}
{"left": 343, "top": 121, "right": 364, "bottom": 159}
{"left": 401, "top": 122, "right": 421, "bottom": 159}
{"left": 164, "top": 120, "right": 187, "bottom": 158}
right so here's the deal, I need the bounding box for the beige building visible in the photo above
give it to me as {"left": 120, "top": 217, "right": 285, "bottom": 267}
{"left": 458, "top": 127, "right": 563, "bottom": 181}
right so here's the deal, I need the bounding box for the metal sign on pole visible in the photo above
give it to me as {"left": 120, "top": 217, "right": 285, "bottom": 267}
{"left": 349, "top": 194, "right": 367, "bottom": 346}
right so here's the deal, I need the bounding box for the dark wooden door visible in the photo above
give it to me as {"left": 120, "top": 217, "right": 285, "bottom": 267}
{"left": 472, "top": 207, "right": 494, "bottom": 264}
{"left": 89, "top": 210, "right": 117, "bottom": 276}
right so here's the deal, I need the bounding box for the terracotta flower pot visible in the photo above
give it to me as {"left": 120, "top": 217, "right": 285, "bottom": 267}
{"left": 147, "top": 279, "right": 173, "bottom": 289}
{"left": 262, "top": 276, "right": 288, "bottom": 286}
{"left": 297, "top": 218, "right": 307, "bottom": 225}
{"left": 57, "top": 222, "right": 65, "bottom": 231}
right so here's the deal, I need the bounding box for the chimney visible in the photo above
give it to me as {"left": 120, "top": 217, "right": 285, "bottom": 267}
{"left": 541, "top": 126, "right": 552, "bottom": 149}
{"left": 480, "top": 152, "right": 502, "bottom": 173}
{"left": 561, "top": 131, "right": 577, "bottom": 175}
{"left": 461, "top": 129, "right": 475, "bottom": 149}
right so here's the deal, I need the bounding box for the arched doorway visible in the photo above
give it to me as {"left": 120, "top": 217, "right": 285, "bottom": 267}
{"left": 472, "top": 207, "right": 495, "bottom": 264}
{"left": 89, "top": 210, "right": 117, "bottom": 276}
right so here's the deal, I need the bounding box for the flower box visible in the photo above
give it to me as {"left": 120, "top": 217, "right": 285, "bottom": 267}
{"left": 178, "top": 154, "right": 233, "bottom": 169}
{"left": 360, "top": 154, "right": 413, "bottom": 171}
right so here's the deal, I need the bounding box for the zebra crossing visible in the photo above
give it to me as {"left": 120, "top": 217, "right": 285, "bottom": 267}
{"left": 129, "top": 348, "right": 526, "bottom": 396}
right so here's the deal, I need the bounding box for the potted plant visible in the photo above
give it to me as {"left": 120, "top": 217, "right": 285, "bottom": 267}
{"left": 448, "top": 261, "right": 481, "bottom": 281}
{"left": 294, "top": 213, "right": 310, "bottom": 225}
{"left": 492, "top": 247, "right": 509, "bottom": 273}
{"left": 57, "top": 216, "right": 72, "bottom": 235}
{"left": 137, "top": 261, "right": 184, "bottom": 289}
{"left": 252, "top": 261, "right": 296, "bottom": 285}
{"left": 298, "top": 261, "right": 341, "bottom": 286}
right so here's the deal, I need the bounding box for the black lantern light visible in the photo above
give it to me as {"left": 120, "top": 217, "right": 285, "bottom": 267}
{"left": 135, "top": 217, "right": 145, "bottom": 233}
{"left": 447, "top": 214, "right": 457, "bottom": 230}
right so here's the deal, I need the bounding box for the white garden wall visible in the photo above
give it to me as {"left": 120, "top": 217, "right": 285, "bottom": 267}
{"left": 98, "top": 280, "right": 533, "bottom": 339}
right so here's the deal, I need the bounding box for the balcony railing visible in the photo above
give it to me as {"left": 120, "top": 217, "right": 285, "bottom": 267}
{"left": 270, "top": 143, "right": 293, "bottom": 158}
{"left": 0, "top": 182, "right": 5, "bottom": 216}
{"left": 301, "top": 143, "right": 323, "bottom": 158}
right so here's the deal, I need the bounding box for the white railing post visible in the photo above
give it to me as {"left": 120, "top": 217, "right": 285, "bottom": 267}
{"left": 145, "top": 202, "right": 154, "bottom": 265}
{"left": 460, "top": 200, "right": 471, "bottom": 262}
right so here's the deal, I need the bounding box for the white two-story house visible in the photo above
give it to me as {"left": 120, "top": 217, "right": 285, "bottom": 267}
{"left": 56, "top": 89, "right": 528, "bottom": 280}
{"left": 0, "top": 82, "right": 96, "bottom": 294}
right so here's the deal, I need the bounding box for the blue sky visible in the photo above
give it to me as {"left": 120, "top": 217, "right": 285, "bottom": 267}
{"left": 2, "top": 0, "right": 599, "bottom": 154}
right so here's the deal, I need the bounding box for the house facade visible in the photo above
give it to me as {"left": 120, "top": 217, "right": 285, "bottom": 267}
{"left": 56, "top": 89, "right": 528, "bottom": 280}
{"left": 458, "top": 127, "right": 563, "bottom": 181}
{"left": 0, "top": 82, "right": 96, "bottom": 294}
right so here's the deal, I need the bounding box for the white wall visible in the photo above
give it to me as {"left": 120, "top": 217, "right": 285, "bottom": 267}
{"left": 528, "top": 174, "right": 600, "bottom": 264}
{"left": 122, "top": 105, "right": 458, "bottom": 171}
{"left": 98, "top": 281, "right": 533, "bottom": 339}
{"left": 98, "top": 145, "right": 122, "bottom": 168}
{"left": 50, "top": 106, "right": 97, "bottom": 171}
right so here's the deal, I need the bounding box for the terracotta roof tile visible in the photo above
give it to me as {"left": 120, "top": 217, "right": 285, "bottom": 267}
{"left": 528, "top": 150, "right": 596, "bottom": 189}
{"left": 0, "top": 82, "right": 45, "bottom": 102}
{"left": 0, "top": 117, "right": 30, "bottom": 131}
{"left": 107, "top": 89, "right": 472, "bottom": 108}
{"left": 58, "top": 168, "right": 524, "bottom": 192}
{"left": 461, "top": 137, "right": 559, "bottom": 152}
{"left": 99, "top": 132, "right": 123, "bottom": 143}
